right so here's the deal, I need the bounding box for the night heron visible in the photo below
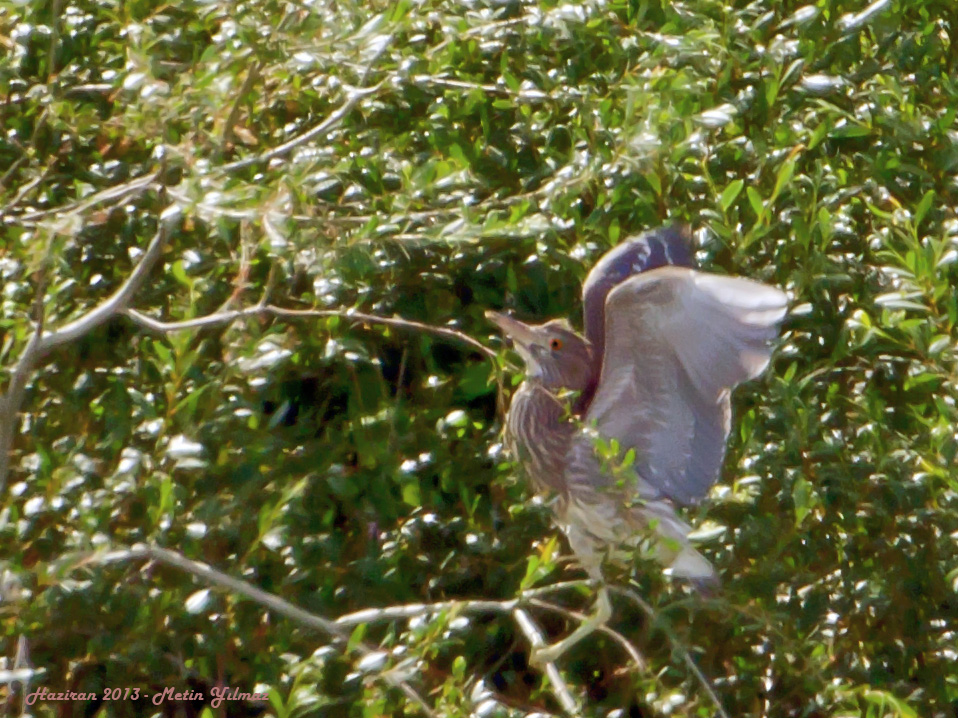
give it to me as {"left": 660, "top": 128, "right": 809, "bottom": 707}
{"left": 487, "top": 226, "right": 788, "bottom": 666}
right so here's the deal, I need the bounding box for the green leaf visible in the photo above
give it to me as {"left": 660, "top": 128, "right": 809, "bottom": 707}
{"left": 913, "top": 189, "right": 935, "bottom": 228}
{"left": 609, "top": 217, "right": 620, "bottom": 244}
{"left": 401, "top": 481, "right": 421, "bottom": 507}
{"left": 646, "top": 171, "right": 662, "bottom": 197}
{"left": 792, "top": 476, "right": 819, "bottom": 527}
{"left": 448, "top": 143, "right": 469, "bottom": 166}
{"left": 808, "top": 120, "right": 830, "bottom": 150}
{"left": 829, "top": 124, "right": 872, "bottom": 139}
{"left": 328, "top": 472, "right": 360, "bottom": 500}
{"left": 720, "top": 179, "right": 744, "bottom": 212}
{"left": 771, "top": 154, "right": 798, "bottom": 202}
{"left": 457, "top": 363, "right": 494, "bottom": 400}
{"left": 170, "top": 260, "right": 192, "bottom": 288}
{"left": 347, "top": 623, "right": 367, "bottom": 654}
{"left": 858, "top": 688, "right": 917, "bottom": 718}
{"left": 519, "top": 535, "right": 558, "bottom": 590}
{"left": 746, "top": 186, "right": 765, "bottom": 220}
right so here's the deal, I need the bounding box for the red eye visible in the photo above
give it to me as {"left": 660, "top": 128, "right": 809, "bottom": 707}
{"left": 550, "top": 338, "right": 563, "bottom": 351}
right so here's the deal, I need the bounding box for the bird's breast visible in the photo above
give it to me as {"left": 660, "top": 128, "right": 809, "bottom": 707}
{"left": 504, "top": 383, "right": 574, "bottom": 496}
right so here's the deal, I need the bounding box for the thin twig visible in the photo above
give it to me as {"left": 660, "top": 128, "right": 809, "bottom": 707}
{"left": 47, "top": 0, "right": 62, "bottom": 79}
{"left": 386, "top": 345, "right": 408, "bottom": 450}
{"left": 521, "top": 579, "right": 594, "bottom": 599}
{"left": 63, "top": 83, "right": 114, "bottom": 96}
{"left": 124, "top": 304, "right": 498, "bottom": 361}
{"left": 336, "top": 599, "right": 519, "bottom": 626}
{"left": 411, "top": 75, "right": 549, "bottom": 102}
{"left": 513, "top": 609, "right": 579, "bottom": 716}
{"left": 17, "top": 171, "right": 160, "bottom": 224}
{"left": 220, "top": 83, "right": 383, "bottom": 173}
{"left": 86, "top": 544, "right": 438, "bottom": 718}
{"left": 215, "top": 224, "right": 254, "bottom": 313}
{"left": 0, "top": 164, "right": 54, "bottom": 215}
{"left": 164, "top": 185, "right": 462, "bottom": 226}
{"left": 0, "top": 156, "right": 28, "bottom": 192}
{"left": 222, "top": 60, "right": 264, "bottom": 147}
{"left": 612, "top": 586, "right": 730, "bottom": 718}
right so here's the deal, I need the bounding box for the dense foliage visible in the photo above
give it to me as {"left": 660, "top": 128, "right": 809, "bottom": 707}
{"left": 1, "top": 0, "right": 957, "bottom": 715}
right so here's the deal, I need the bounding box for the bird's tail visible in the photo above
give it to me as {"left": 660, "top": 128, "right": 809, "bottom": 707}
{"left": 670, "top": 546, "right": 720, "bottom": 595}
{"left": 640, "top": 500, "right": 719, "bottom": 593}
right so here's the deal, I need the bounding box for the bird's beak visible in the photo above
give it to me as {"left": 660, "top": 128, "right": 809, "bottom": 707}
{"left": 485, "top": 311, "right": 540, "bottom": 352}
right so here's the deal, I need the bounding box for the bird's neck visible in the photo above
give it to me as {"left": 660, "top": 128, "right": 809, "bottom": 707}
{"left": 574, "top": 373, "right": 600, "bottom": 415}
{"left": 505, "top": 382, "right": 575, "bottom": 496}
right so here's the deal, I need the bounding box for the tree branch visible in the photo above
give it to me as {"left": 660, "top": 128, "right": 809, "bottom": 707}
{"left": 125, "top": 304, "right": 498, "bottom": 361}
{"left": 0, "top": 205, "right": 178, "bottom": 492}
{"left": 336, "top": 599, "right": 518, "bottom": 626}
{"left": 335, "top": 584, "right": 651, "bottom": 716}
{"left": 88, "top": 544, "right": 438, "bottom": 718}
{"left": 513, "top": 608, "right": 579, "bottom": 716}
{"left": 16, "top": 171, "right": 160, "bottom": 225}
{"left": 335, "top": 593, "right": 647, "bottom": 672}
{"left": 221, "top": 60, "right": 264, "bottom": 147}
{"left": 40, "top": 206, "right": 179, "bottom": 352}
{"left": 0, "top": 279, "right": 48, "bottom": 493}
{"left": 220, "top": 84, "right": 383, "bottom": 173}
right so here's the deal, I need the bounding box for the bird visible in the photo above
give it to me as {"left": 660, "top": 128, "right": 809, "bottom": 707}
{"left": 486, "top": 225, "right": 788, "bottom": 666}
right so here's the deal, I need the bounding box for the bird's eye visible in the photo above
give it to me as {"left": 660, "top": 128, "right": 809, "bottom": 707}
{"left": 549, "top": 338, "right": 563, "bottom": 351}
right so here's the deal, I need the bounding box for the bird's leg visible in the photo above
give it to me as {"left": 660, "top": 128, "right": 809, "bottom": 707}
{"left": 530, "top": 584, "right": 612, "bottom": 667}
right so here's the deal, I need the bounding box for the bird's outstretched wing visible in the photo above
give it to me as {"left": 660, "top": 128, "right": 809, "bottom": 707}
{"left": 581, "top": 225, "right": 696, "bottom": 351}
{"left": 571, "top": 266, "right": 787, "bottom": 506}
{"left": 577, "top": 226, "right": 696, "bottom": 412}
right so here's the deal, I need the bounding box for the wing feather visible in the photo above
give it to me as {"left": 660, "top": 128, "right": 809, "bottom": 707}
{"left": 571, "top": 266, "right": 787, "bottom": 505}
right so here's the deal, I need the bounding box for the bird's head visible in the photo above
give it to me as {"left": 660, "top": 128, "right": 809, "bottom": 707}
{"left": 485, "top": 311, "right": 593, "bottom": 392}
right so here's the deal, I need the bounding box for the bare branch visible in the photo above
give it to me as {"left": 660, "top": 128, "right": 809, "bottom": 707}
{"left": 164, "top": 185, "right": 462, "bottom": 228}
{"left": 0, "top": 156, "right": 29, "bottom": 191}
{"left": 0, "top": 164, "right": 53, "bottom": 213}
{"left": 336, "top": 593, "right": 647, "bottom": 672}
{"left": 521, "top": 579, "right": 594, "bottom": 598}
{"left": 0, "top": 205, "right": 176, "bottom": 491}
{"left": 39, "top": 206, "right": 180, "bottom": 353}
{"left": 411, "top": 75, "right": 549, "bottom": 103}
{"left": 336, "top": 599, "right": 518, "bottom": 626}
{"left": 125, "top": 304, "right": 499, "bottom": 361}
{"left": 17, "top": 171, "right": 160, "bottom": 225}
{"left": 215, "top": 224, "right": 255, "bottom": 314}
{"left": 0, "top": 276, "right": 48, "bottom": 493}
{"left": 221, "top": 84, "right": 383, "bottom": 173}
{"left": 47, "top": 0, "right": 62, "bottom": 79}
{"left": 88, "top": 544, "right": 438, "bottom": 718}
{"left": 272, "top": 307, "right": 497, "bottom": 359}
{"left": 513, "top": 608, "right": 579, "bottom": 716}
{"left": 63, "top": 83, "right": 114, "bottom": 97}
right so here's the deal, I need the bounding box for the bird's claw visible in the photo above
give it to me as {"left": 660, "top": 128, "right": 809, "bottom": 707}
{"left": 530, "top": 644, "right": 562, "bottom": 668}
